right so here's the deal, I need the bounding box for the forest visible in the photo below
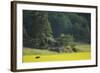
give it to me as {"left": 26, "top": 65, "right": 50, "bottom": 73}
{"left": 23, "top": 10, "right": 91, "bottom": 54}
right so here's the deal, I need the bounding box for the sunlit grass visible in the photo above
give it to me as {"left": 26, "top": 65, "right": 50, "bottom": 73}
{"left": 23, "top": 44, "right": 91, "bottom": 62}
{"left": 23, "top": 52, "right": 91, "bottom": 62}
{"left": 75, "top": 43, "right": 91, "bottom": 52}
{"left": 23, "top": 48, "right": 58, "bottom": 55}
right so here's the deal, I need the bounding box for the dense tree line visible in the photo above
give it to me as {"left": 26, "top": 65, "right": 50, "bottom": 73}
{"left": 23, "top": 10, "right": 91, "bottom": 49}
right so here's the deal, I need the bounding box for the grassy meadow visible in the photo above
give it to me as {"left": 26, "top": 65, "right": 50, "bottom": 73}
{"left": 23, "top": 11, "right": 91, "bottom": 63}
{"left": 23, "top": 43, "right": 91, "bottom": 62}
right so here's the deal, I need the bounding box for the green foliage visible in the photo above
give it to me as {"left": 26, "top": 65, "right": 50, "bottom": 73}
{"left": 48, "top": 12, "right": 91, "bottom": 43}
{"left": 23, "top": 11, "right": 53, "bottom": 49}
{"left": 70, "top": 43, "right": 76, "bottom": 49}
{"left": 57, "top": 34, "right": 74, "bottom": 46}
{"left": 23, "top": 10, "right": 91, "bottom": 50}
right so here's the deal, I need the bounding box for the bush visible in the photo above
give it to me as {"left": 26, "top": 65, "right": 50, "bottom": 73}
{"left": 57, "top": 34, "right": 74, "bottom": 46}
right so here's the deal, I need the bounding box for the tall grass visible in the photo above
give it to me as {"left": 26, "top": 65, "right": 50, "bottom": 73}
{"left": 23, "top": 43, "right": 91, "bottom": 55}
{"left": 23, "top": 48, "right": 58, "bottom": 55}
{"left": 75, "top": 43, "right": 91, "bottom": 52}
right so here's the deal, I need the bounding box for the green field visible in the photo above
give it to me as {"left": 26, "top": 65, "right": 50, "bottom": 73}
{"left": 75, "top": 43, "right": 91, "bottom": 52}
{"left": 23, "top": 44, "right": 91, "bottom": 62}
{"left": 23, "top": 52, "right": 91, "bottom": 62}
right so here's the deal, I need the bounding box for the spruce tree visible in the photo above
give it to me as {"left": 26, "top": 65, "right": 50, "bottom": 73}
{"left": 31, "top": 11, "right": 53, "bottom": 49}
